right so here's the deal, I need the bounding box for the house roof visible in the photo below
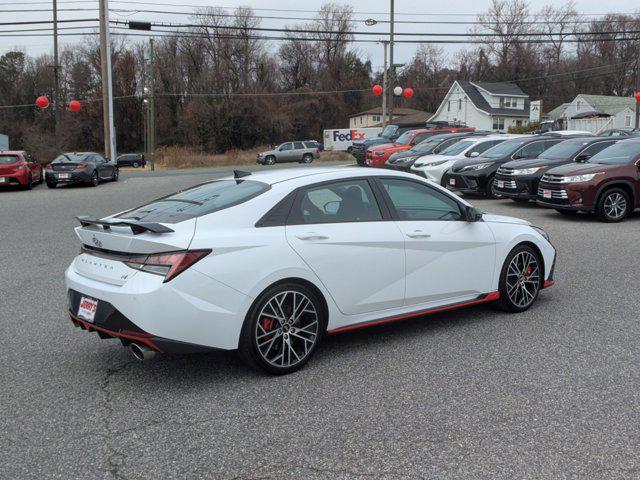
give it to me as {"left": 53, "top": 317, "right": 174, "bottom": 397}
{"left": 456, "top": 80, "right": 530, "bottom": 117}
{"left": 473, "top": 82, "right": 527, "bottom": 97}
{"left": 348, "top": 107, "right": 425, "bottom": 118}
{"left": 546, "top": 103, "right": 570, "bottom": 120}
{"left": 577, "top": 95, "right": 636, "bottom": 117}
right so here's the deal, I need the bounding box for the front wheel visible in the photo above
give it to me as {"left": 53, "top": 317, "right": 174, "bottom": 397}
{"left": 485, "top": 176, "right": 502, "bottom": 199}
{"left": 496, "top": 245, "right": 542, "bottom": 313}
{"left": 239, "top": 283, "right": 324, "bottom": 375}
{"left": 265, "top": 156, "right": 276, "bottom": 165}
{"left": 596, "top": 188, "right": 629, "bottom": 223}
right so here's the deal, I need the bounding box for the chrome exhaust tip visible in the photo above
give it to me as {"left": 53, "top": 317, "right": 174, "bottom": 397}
{"left": 130, "top": 343, "right": 157, "bottom": 361}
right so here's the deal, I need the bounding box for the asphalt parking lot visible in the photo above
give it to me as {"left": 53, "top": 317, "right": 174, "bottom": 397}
{"left": 2, "top": 167, "right": 639, "bottom": 479}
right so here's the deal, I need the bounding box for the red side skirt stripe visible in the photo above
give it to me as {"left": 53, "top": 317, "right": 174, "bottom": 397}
{"left": 327, "top": 291, "right": 501, "bottom": 335}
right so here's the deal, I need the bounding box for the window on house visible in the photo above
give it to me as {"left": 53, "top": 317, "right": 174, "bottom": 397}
{"left": 516, "top": 120, "right": 523, "bottom": 127}
{"left": 625, "top": 116, "right": 632, "bottom": 127}
{"left": 492, "top": 117, "right": 505, "bottom": 130}
{"left": 373, "top": 115, "right": 381, "bottom": 122}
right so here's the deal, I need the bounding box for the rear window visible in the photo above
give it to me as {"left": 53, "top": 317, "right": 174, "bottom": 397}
{"left": 0, "top": 155, "right": 19, "bottom": 165}
{"left": 52, "top": 153, "right": 88, "bottom": 163}
{"left": 117, "top": 179, "right": 270, "bottom": 223}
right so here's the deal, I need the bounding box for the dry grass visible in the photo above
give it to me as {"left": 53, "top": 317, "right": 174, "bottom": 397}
{"left": 153, "top": 145, "right": 352, "bottom": 170}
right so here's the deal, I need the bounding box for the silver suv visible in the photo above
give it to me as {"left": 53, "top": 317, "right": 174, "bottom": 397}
{"left": 257, "top": 141, "right": 320, "bottom": 165}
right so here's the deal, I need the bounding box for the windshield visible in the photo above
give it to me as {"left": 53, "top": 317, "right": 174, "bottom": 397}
{"left": 117, "top": 179, "right": 271, "bottom": 223}
{"left": 395, "top": 131, "right": 415, "bottom": 145}
{"left": 480, "top": 139, "right": 529, "bottom": 158}
{"left": 380, "top": 125, "right": 398, "bottom": 137}
{"left": 587, "top": 141, "right": 640, "bottom": 165}
{"left": 441, "top": 139, "right": 475, "bottom": 156}
{"left": 538, "top": 140, "right": 591, "bottom": 160}
{"left": 0, "top": 155, "right": 20, "bottom": 165}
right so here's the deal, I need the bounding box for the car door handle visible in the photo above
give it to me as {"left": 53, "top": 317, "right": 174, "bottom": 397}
{"left": 406, "top": 231, "right": 431, "bottom": 239}
{"left": 296, "top": 233, "right": 329, "bottom": 241}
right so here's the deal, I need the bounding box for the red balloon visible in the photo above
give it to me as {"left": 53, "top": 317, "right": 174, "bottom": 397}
{"left": 403, "top": 87, "right": 414, "bottom": 99}
{"left": 372, "top": 84, "right": 383, "bottom": 96}
{"left": 36, "top": 96, "right": 49, "bottom": 109}
{"left": 69, "top": 100, "right": 81, "bottom": 112}
{"left": 635, "top": 91, "right": 640, "bottom": 101}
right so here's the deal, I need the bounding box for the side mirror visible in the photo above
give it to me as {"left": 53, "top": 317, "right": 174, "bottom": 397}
{"left": 469, "top": 151, "right": 480, "bottom": 158}
{"left": 575, "top": 154, "right": 590, "bottom": 163}
{"left": 464, "top": 206, "right": 483, "bottom": 222}
{"left": 323, "top": 201, "right": 340, "bottom": 215}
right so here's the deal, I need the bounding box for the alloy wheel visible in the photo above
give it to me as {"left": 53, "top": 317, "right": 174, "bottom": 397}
{"left": 603, "top": 192, "right": 627, "bottom": 220}
{"left": 255, "top": 290, "right": 319, "bottom": 368}
{"left": 505, "top": 251, "right": 540, "bottom": 308}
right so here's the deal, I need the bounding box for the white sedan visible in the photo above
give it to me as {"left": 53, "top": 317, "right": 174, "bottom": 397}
{"left": 411, "top": 135, "right": 519, "bottom": 185}
{"left": 65, "top": 167, "right": 556, "bottom": 374}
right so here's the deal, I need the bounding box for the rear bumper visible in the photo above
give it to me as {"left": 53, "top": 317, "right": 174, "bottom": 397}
{"left": 0, "top": 171, "right": 29, "bottom": 186}
{"left": 46, "top": 171, "right": 91, "bottom": 185}
{"left": 65, "top": 260, "right": 251, "bottom": 351}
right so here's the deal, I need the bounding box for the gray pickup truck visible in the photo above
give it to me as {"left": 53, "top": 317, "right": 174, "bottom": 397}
{"left": 257, "top": 141, "right": 321, "bottom": 165}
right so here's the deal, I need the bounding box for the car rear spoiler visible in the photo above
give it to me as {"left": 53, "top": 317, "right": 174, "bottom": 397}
{"left": 77, "top": 216, "right": 175, "bottom": 235}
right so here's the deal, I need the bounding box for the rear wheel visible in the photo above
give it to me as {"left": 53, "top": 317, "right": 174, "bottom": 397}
{"left": 496, "top": 245, "right": 542, "bottom": 312}
{"left": 132, "top": 161, "right": 139, "bottom": 168}
{"left": 89, "top": 171, "right": 99, "bottom": 187}
{"left": 596, "top": 188, "right": 629, "bottom": 223}
{"left": 301, "top": 153, "right": 313, "bottom": 164}
{"left": 239, "top": 283, "right": 324, "bottom": 375}
{"left": 46, "top": 181, "right": 56, "bottom": 189}
{"left": 111, "top": 168, "right": 119, "bottom": 182}
{"left": 23, "top": 174, "right": 33, "bottom": 190}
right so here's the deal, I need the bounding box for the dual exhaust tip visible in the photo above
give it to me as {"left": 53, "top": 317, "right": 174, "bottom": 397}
{"left": 130, "top": 343, "right": 157, "bottom": 361}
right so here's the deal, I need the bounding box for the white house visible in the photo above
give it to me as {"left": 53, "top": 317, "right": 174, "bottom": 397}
{"left": 428, "top": 80, "right": 530, "bottom": 132}
{"left": 561, "top": 95, "right": 637, "bottom": 133}
{"left": 348, "top": 107, "right": 429, "bottom": 128}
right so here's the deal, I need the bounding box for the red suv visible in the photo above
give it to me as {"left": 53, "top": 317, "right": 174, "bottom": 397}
{"left": 365, "top": 127, "right": 475, "bottom": 168}
{"left": 537, "top": 139, "right": 640, "bottom": 222}
{"left": 0, "top": 151, "right": 43, "bottom": 190}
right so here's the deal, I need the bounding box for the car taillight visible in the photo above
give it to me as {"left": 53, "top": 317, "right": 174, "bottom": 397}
{"left": 45, "top": 164, "right": 53, "bottom": 170}
{"left": 76, "top": 164, "right": 87, "bottom": 169}
{"left": 123, "top": 249, "right": 211, "bottom": 282}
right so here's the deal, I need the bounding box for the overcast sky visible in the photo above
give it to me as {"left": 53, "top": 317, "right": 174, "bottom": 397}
{"left": 2, "top": 0, "right": 639, "bottom": 70}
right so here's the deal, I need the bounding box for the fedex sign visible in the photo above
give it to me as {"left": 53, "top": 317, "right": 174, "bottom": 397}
{"left": 333, "top": 129, "right": 366, "bottom": 142}
{"left": 323, "top": 127, "right": 382, "bottom": 151}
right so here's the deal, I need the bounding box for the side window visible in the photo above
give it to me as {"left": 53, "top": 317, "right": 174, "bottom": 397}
{"left": 380, "top": 178, "right": 462, "bottom": 221}
{"left": 281, "top": 143, "right": 293, "bottom": 151}
{"left": 295, "top": 180, "right": 382, "bottom": 224}
{"left": 610, "top": 131, "right": 622, "bottom": 137}
{"left": 433, "top": 139, "right": 456, "bottom": 154}
{"left": 412, "top": 133, "right": 433, "bottom": 144}
{"left": 582, "top": 141, "right": 615, "bottom": 157}
{"left": 293, "top": 142, "right": 305, "bottom": 150}
{"left": 513, "top": 141, "right": 545, "bottom": 159}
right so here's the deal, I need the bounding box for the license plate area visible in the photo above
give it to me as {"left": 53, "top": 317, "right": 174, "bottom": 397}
{"left": 497, "top": 180, "right": 505, "bottom": 188}
{"left": 542, "top": 189, "right": 552, "bottom": 199}
{"left": 77, "top": 296, "right": 98, "bottom": 323}
{"left": 57, "top": 173, "right": 71, "bottom": 179}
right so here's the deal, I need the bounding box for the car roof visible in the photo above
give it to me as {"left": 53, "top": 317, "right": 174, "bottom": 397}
{"left": 220, "top": 166, "right": 415, "bottom": 186}
{"left": 0, "top": 150, "right": 25, "bottom": 155}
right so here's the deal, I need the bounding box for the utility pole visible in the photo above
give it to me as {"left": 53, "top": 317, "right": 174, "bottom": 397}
{"left": 148, "top": 38, "right": 155, "bottom": 171}
{"left": 99, "top": 0, "right": 116, "bottom": 160}
{"left": 52, "top": 0, "right": 61, "bottom": 149}
{"left": 387, "top": 0, "right": 394, "bottom": 126}
{"left": 382, "top": 41, "right": 388, "bottom": 127}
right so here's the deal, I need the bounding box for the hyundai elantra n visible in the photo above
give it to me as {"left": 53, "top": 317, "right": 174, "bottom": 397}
{"left": 65, "top": 167, "right": 556, "bottom": 374}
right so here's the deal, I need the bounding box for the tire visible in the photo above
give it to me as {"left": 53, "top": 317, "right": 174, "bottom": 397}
{"left": 495, "top": 244, "right": 543, "bottom": 313}
{"left": 239, "top": 283, "right": 325, "bottom": 375}
{"left": 301, "top": 154, "right": 313, "bottom": 164}
{"left": 37, "top": 167, "right": 44, "bottom": 184}
{"left": 112, "top": 168, "right": 119, "bottom": 182}
{"left": 265, "top": 155, "right": 276, "bottom": 166}
{"left": 132, "top": 161, "right": 139, "bottom": 168}
{"left": 485, "top": 176, "right": 501, "bottom": 199}
{"left": 596, "top": 187, "right": 630, "bottom": 223}
{"left": 46, "top": 181, "right": 56, "bottom": 189}
{"left": 556, "top": 209, "right": 578, "bottom": 215}
{"left": 23, "top": 174, "right": 33, "bottom": 190}
{"left": 89, "top": 171, "right": 99, "bottom": 187}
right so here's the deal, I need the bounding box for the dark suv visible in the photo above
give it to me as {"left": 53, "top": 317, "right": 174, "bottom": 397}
{"left": 493, "top": 137, "right": 617, "bottom": 202}
{"left": 537, "top": 139, "right": 640, "bottom": 222}
{"left": 443, "top": 136, "right": 565, "bottom": 198}
{"left": 117, "top": 153, "right": 146, "bottom": 168}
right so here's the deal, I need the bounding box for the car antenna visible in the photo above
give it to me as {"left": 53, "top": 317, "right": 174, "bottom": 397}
{"left": 233, "top": 170, "right": 251, "bottom": 179}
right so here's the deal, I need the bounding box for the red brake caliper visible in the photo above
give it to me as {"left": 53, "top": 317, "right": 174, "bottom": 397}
{"left": 261, "top": 317, "right": 274, "bottom": 331}
{"left": 524, "top": 265, "right": 532, "bottom": 277}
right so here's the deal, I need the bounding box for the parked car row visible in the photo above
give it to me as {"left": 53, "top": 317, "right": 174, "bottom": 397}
{"left": 361, "top": 127, "right": 640, "bottom": 222}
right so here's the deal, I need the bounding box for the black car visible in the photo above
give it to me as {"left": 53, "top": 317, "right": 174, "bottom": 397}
{"left": 116, "top": 153, "right": 147, "bottom": 168}
{"left": 443, "top": 136, "right": 566, "bottom": 198}
{"left": 385, "top": 132, "right": 488, "bottom": 172}
{"left": 493, "top": 137, "right": 618, "bottom": 202}
{"left": 45, "top": 152, "right": 118, "bottom": 188}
